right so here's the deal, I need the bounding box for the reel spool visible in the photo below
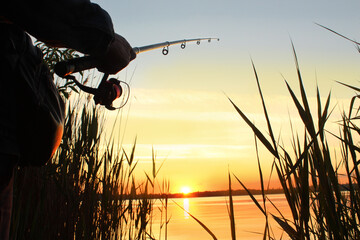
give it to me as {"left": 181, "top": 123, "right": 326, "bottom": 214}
{"left": 64, "top": 74, "right": 130, "bottom": 110}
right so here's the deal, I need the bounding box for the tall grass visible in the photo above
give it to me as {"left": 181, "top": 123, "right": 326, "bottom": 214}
{"left": 12, "top": 37, "right": 360, "bottom": 239}
{"left": 229, "top": 45, "right": 360, "bottom": 239}
{"left": 10, "top": 44, "right": 169, "bottom": 240}
{"left": 10, "top": 101, "right": 166, "bottom": 239}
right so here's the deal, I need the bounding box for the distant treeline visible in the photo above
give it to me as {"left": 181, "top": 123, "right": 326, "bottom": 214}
{"left": 123, "top": 188, "right": 285, "bottom": 200}
{"left": 124, "top": 184, "right": 356, "bottom": 199}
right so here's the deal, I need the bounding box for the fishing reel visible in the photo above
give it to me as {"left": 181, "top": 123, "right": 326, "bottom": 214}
{"left": 54, "top": 56, "right": 131, "bottom": 110}
{"left": 63, "top": 73, "right": 130, "bottom": 110}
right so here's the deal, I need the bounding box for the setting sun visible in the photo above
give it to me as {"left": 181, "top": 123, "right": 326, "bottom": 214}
{"left": 180, "top": 186, "right": 191, "bottom": 195}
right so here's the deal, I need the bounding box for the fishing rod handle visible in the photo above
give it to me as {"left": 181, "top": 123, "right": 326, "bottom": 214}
{"left": 54, "top": 50, "right": 138, "bottom": 77}
{"left": 54, "top": 56, "right": 98, "bottom": 77}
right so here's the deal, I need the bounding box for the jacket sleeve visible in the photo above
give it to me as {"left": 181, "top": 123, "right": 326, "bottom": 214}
{"left": 2, "top": 0, "right": 115, "bottom": 56}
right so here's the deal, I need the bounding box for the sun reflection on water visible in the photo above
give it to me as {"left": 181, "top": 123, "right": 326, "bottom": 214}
{"left": 183, "top": 198, "right": 190, "bottom": 219}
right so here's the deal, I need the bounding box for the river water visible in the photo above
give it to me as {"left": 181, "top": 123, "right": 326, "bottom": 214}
{"left": 151, "top": 194, "right": 291, "bottom": 240}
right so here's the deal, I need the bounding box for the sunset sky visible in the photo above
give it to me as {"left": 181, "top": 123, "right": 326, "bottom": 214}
{"left": 92, "top": 0, "right": 360, "bottom": 193}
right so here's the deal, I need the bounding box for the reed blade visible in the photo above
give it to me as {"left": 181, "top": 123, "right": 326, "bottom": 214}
{"left": 228, "top": 172, "right": 237, "bottom": 240}
{"left": 229, "top": 98, "right": 279, "bottom": 159}
{"left": 271, "top": 214, "right": 300, "bottom": 240}
{"left": 233, "top": 174, "right": 266, "bottom": 216}
{"left": 172, "top": 201, "right": 218, "bottom": 240}
{"left": 252, "top": 60, "right": 278, "bottom": 157}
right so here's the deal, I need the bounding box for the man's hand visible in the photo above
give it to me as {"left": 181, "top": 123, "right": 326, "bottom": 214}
{"left": 96, "top": 34, "right": 136, "bottom": 74}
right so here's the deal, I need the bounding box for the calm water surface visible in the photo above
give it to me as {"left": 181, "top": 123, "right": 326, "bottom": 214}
{"left": 151, "top": 194, "right": 291, "bottom": 240}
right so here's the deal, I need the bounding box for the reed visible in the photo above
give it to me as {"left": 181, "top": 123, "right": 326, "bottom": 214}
{"left": 10, "top": 101, "right": 159, "bottom": 239}
{"left": 229, "top": 45, "right": 360, "bottom": 239}
{"left": 9, "top": 44, "right": 169, "bottom": 240}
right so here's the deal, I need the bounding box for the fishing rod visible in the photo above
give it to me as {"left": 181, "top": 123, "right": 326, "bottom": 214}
{"left": 54, "top": 37, "right": 219, "bottom": 110}
{"left": 132, "top": 37, "right": 220, "bottom": 55}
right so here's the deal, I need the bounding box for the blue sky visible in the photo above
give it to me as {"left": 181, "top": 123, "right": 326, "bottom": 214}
{"left": 98, "top": 0, "right": 360, "bottom": 94}
{"left": 93, "top": 0, "right": 360, "bottom": 192}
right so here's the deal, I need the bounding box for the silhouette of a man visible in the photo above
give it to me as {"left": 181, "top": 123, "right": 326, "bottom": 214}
{"left": 0, "top": 1, "right": 136, "bottom": 239}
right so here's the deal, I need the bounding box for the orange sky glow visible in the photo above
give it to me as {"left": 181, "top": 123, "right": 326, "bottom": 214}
{"left": 85, "top": 0, "right": 360, "bottom": 194}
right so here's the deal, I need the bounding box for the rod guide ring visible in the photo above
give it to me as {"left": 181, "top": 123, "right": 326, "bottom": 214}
{"left": 162, "top": 46, "right": 169, "bottom": 55}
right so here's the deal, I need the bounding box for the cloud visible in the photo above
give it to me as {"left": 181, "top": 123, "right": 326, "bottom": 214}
{"left": 122, "top": 143, "right": 252, "bottom": 162}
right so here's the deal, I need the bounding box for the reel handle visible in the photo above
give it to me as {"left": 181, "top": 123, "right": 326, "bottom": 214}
{"left": 54, "top": 56, "right": 98, "bottom": 77}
